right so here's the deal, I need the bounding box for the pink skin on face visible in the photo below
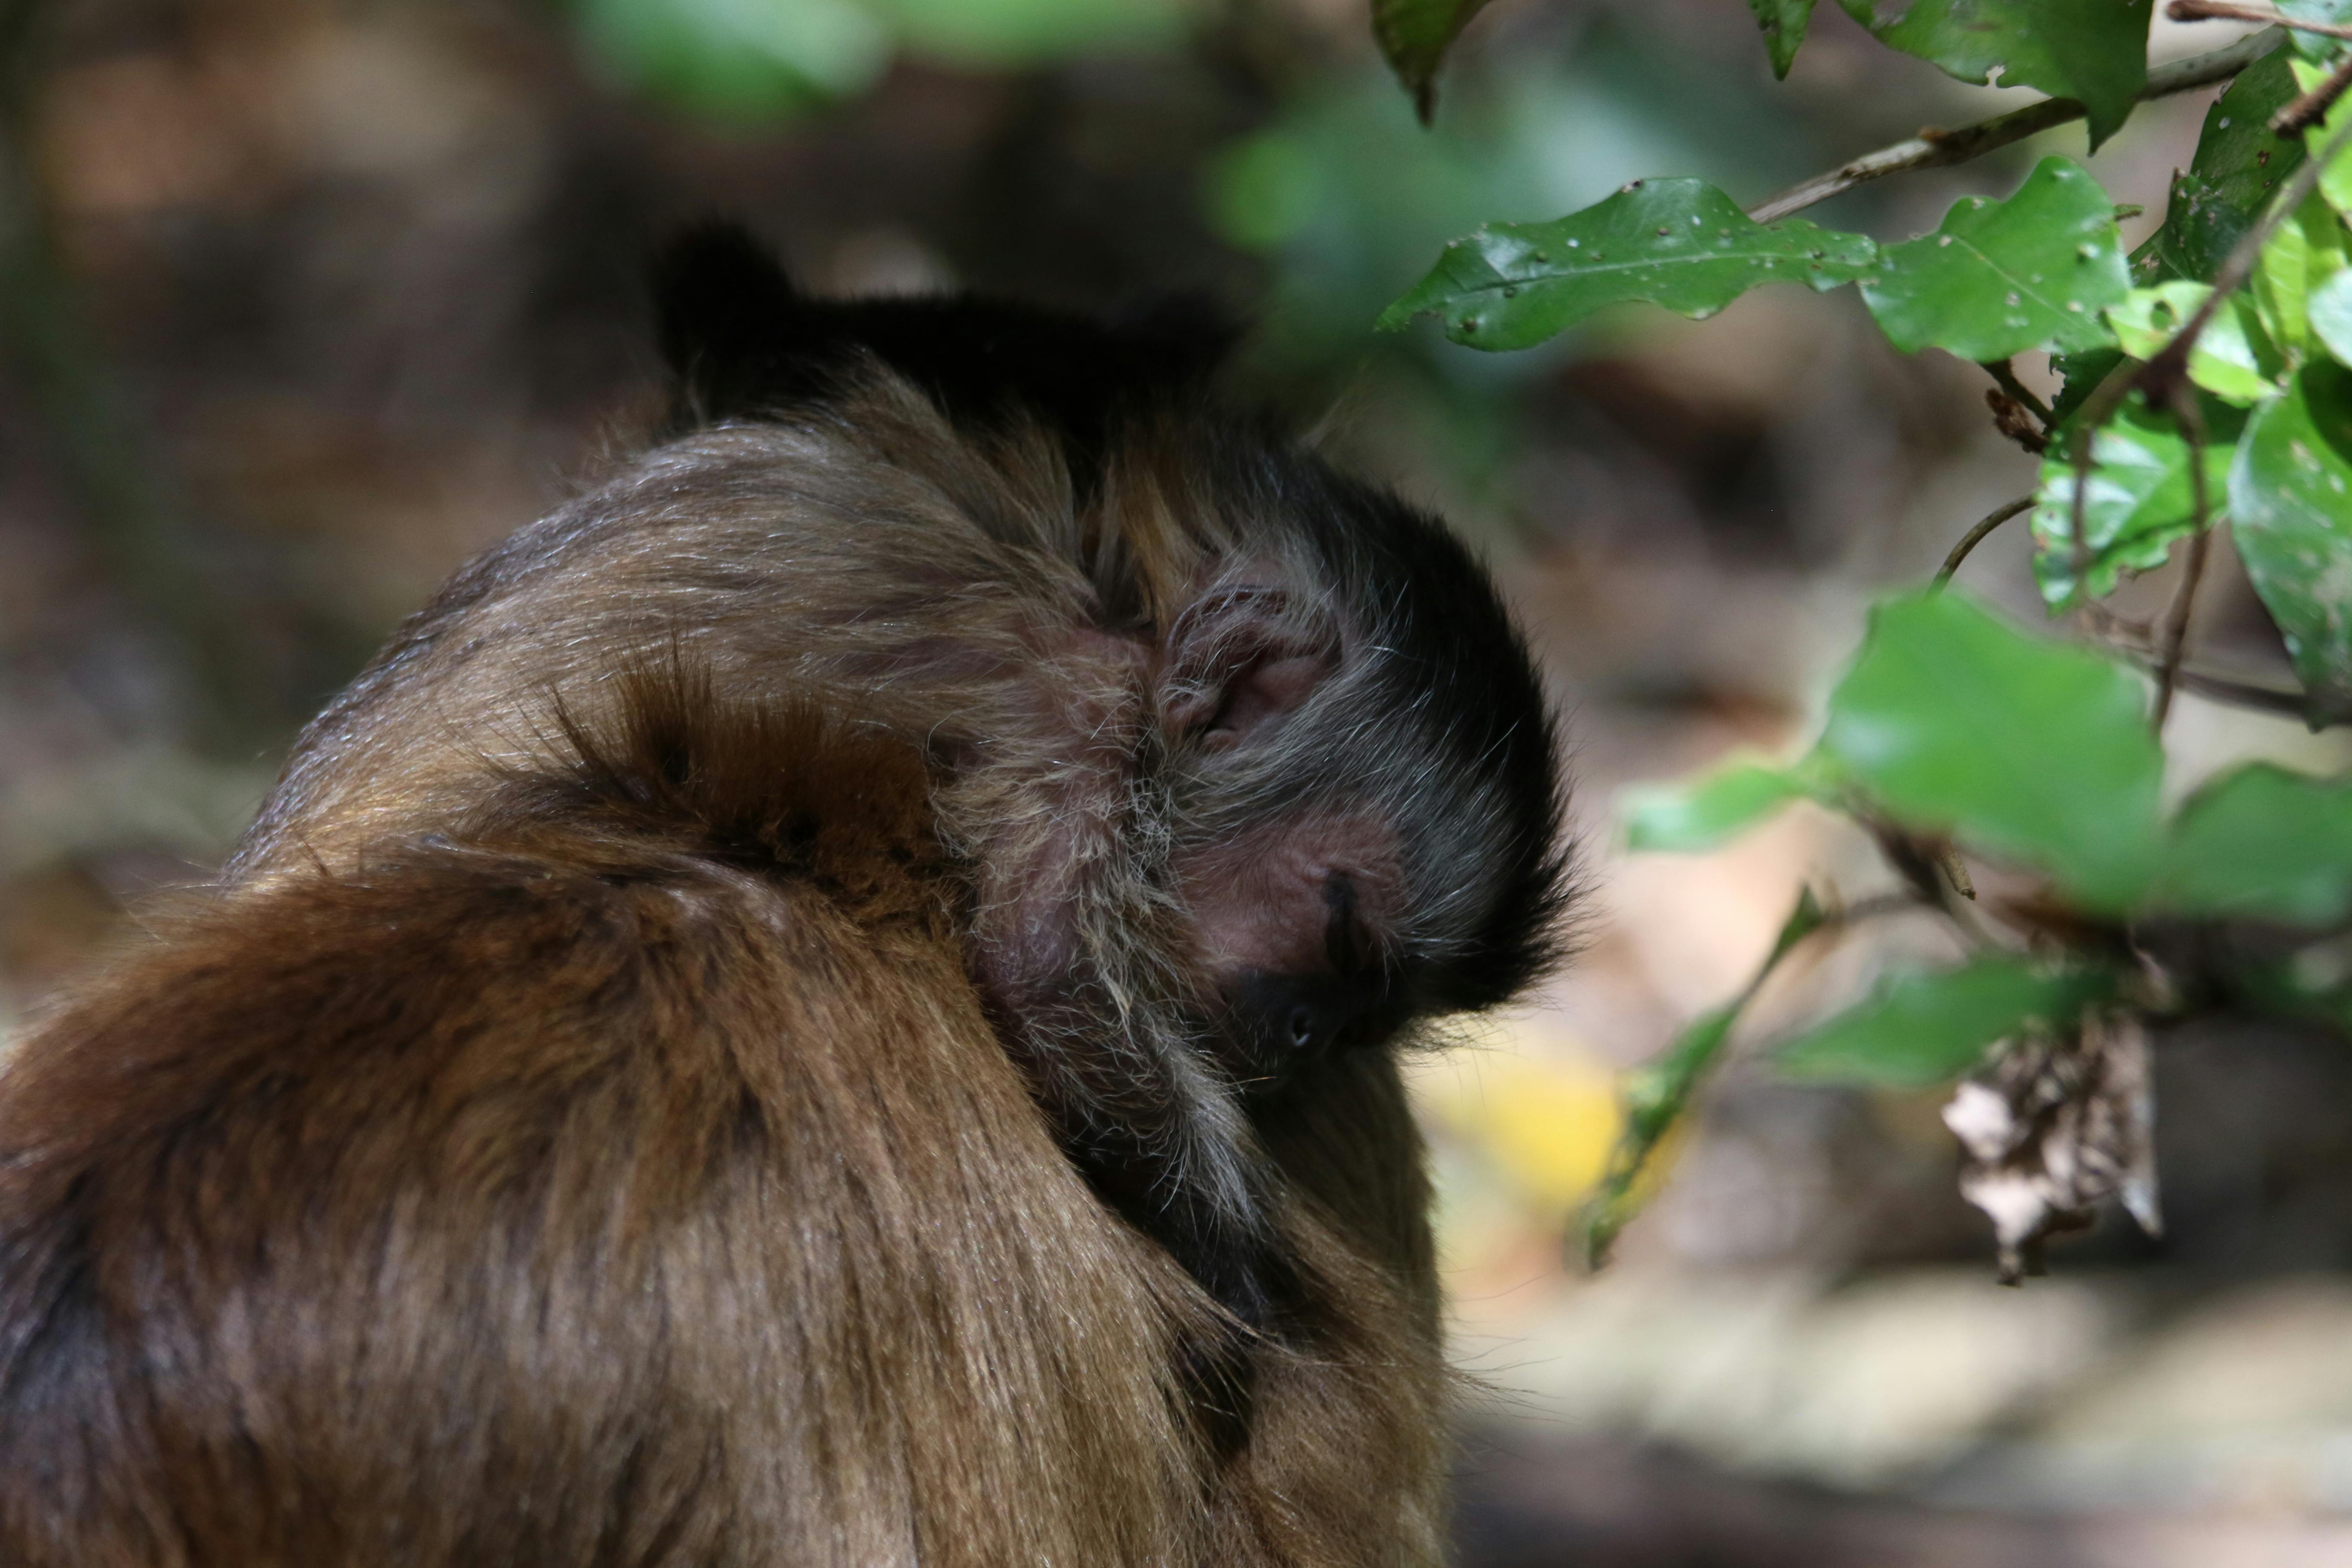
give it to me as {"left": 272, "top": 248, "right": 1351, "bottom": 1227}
{"left": 1174, "top": 807, "right": 1404, "bottom": 988}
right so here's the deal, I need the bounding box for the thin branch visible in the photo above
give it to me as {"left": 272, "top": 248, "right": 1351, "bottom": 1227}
{"left": 2152, "top": 527, "right": 2216, "bottom": 730}
{"left": 1934, "top": 496, "right": 2035, "bottom": 587}
{"left": 1985, "top": 388, "right": 2050, "bottom": 453}
{"left": 2168, "top": 0, "right": 2352, "bottom": 41}
{"left": 2275, "top": 48, "right": 2352, "bottom": 134}
{"left": 1981, "top": 359, "right": 2055, "bottom": 427}
{"left": 2066, "top": 359, "right": 2143, "bottom": 604}
{"left": 2190, "top": 0, "right": 2352, "bottom": 135}
{"left": 2150, "top": 389, "right": 2214, "bottom": 732}
{"left": 2126, "top": 657, "right": 2331, "bottom": 720}
{"left": 1746, "top": 30, "right": 2285, "bottom": 224}
{"left": 1982, "top": 359, "right": 2052, "bottom": 455}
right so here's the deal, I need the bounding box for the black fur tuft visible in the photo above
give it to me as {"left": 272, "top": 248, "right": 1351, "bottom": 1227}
{"left": 651, "top": 221, "right": 1238, "bottom": 487}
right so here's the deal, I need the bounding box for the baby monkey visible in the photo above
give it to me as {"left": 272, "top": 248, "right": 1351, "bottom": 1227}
{"left": 0, "top": 226, "right": 1570, "bottom": 1567}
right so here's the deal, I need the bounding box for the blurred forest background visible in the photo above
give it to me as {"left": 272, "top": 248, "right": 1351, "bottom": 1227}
{"left": 10, "top": 0, "right": 2352, "bottom": 1560}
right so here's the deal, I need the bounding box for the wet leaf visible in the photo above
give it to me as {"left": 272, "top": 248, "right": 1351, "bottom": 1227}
{"left": 2030, "top": 397, "right": 2237, "bottom": 611}
{"left": 1822, "top": 590, "right": 2163, "bottom": 906}
{"left": 1838, "top": 0, "right": 2153, "bottom": 150}
{"left": 1373, "top": 0, "right": 1496, "bottom": 121}
{"left": 2228, "top": 360, "right": 2352, "bottom": 722}
{"left": 1862, "top": 158, "right": 2131, "bottom": 361}
{"left": 1778, "top": 957, "right": 2119, "bottom": 1087}
{"left": 1378, "top": 180, "right": 1878, "bottom": 350}
{"left": 1945, "top": 1013, "right": 2159, "bottom": 1283}
{"left": 2157, "top": 763, "right": 2352, "bottom": 921}
{"left": 1623, "top": 757, "right": 1817, "bottom": 851}
{"left": 1749, "top": 0, "right": 1817, "bottom": 79}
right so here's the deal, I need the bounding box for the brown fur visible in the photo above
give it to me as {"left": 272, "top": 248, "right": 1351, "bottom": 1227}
{"left": 0, "top": 674, "right": 1444, "bottom": 1565}
{"left": 0, "top": 346, "right": 1549, "bottom": 1562}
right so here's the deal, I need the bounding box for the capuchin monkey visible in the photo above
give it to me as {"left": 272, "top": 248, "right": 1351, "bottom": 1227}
{"left": 0, "top": 225, "right": 1571, "bottom": 1567}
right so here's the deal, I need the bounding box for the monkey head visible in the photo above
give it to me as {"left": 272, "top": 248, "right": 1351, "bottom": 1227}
{"left": 654, "top": 224, "right": 1571, "bottom": 1105}
{"left": 1149, "top": 483, "right": 1569, "bottom": 1091}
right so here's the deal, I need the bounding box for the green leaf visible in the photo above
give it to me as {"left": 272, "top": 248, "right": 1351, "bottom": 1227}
{"left": 2141, "top": 43, "right": 2304, "bottom": 285}
{"left": 1372, "top": 0, "right": 1495, "bottom": 120}
{"left": 1837, "top": 0, "right": 2153, "bottom": 150}
{"left": 2050, "top": 346, "right": 2125, "bottom": 425}
{"left": 2106, "top": 282, "right": 2282, "bottom": 405}
{"left": 1749, "top": 0, "right": 1817, "bottom": 78}
{"left": 2288, "top": 58, "right": 2352, "bottom": 220}
{"left": 1378, "top": 179, "right": 1879, "bottom": 351}
{"left": 2157, "top": 763, "right": 2352, "bottom": 921}
{"left": 1584, "top": 888, "right": 1827, "bottom": 1265}
{"left": 1861, "top": 158, "right": 2132, "bottom": 361}
{"left": 1777, "top": 958, "right": 2119, "bottom": 1087}
{"left": 2253, "top": 187, "right": 2349, "bottom": 353}
{"left": 2031, "top": 397, "right": 2236, "bottom": 610}
{"left": 1822, "top": 590, "right": 2162, "bottom": 906}
{"left": 1624, "top": 759, "right": 1814, "bottom": 851}
{"left": 2312, "top": 267, "right": 2352, "bottom": 364}
{"left": 2280, "top": 0, "right": 2352, "bottom": 65}
{"left": 2228, "top": 360, "right": 2352, "bottom": 723}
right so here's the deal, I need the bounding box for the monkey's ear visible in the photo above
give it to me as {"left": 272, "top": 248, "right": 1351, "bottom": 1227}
{"left": 1158, "top": 583, "right": 1338, "bottom": 751}
{"left": 652, "top": 223, "right": 822, "bottom": 420}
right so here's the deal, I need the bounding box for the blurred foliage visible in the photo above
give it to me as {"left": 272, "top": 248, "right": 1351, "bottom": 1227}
{"left": 1374, "top": 3, "right": 2352, "bottom": 1274}
{"left": 570, "top": 0, "right": 1184, "bottom": 122}
{"left": 1371, "top": 0, "right": 1495, "bottom": 120}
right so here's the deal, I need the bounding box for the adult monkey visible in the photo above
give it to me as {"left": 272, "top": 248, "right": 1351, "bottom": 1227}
{"left": 0, "top": 227, "right": 1571, "bottom": 1566}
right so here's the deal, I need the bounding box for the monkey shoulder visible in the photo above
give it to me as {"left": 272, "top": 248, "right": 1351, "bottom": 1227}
{"left": 0, "top": 778, "right": 1194, "bottom": 1561}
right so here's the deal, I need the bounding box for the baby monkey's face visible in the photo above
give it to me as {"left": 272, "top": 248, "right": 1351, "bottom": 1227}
{"left": 1173, "top": 805, "right": 1414, "bottom": 1087}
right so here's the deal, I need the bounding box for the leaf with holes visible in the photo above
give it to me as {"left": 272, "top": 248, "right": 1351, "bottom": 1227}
{"left": 1838, "top": 0, "right": 2152, "bottom": 150}
{"left": 1378, "top": 178, "right": 1879, "bottom": 351}
{"left": 2141, "top": 44, "right": 2306, "bottom": 285}
{"left": 1862, "top": 158, "right": 2131, "bottom": 361}
{"left": 1749, "top": 0, "right": 1817, "bottom": 78}
{"left": 1373, "top": 0, "right": 1496, "bottom": 121}
{"left": 2229, "top": 361, "right": 2352, "bottom": 723}
{"left": 1822, "top": 590, "right": 2163, "bottom": 907}
{"left": 2031, "top": 398, "right": 2238, "bottom": 611}
{"left": 2107, "top": 283, "right": 2283, "bottom": 406}
{"left": 1778, "top": 958, "right": 2119, "bottom": 1087}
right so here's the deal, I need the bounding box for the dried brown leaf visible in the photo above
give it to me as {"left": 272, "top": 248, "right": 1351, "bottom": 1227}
{"left": 1942, "top": 1011, "right": 2159, "bottom": 1283}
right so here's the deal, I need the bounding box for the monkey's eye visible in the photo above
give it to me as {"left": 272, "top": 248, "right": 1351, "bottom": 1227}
{"left": 1288, "top": 1008, "right": 1316, "bottom": 1050}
